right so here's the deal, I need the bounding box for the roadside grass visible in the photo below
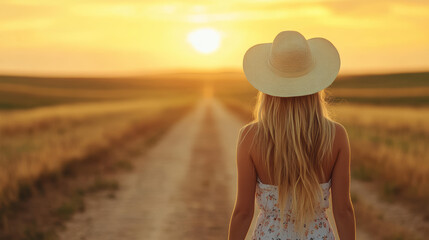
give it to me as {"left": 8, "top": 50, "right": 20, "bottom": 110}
{"left": 22, "top": 227, "right": 57, "bottom": 240}
{"left": 352, "top": 198, "right": 422, "bottom": 240}
{"left": 351, "top": 165, "right": 375, "bottom": 182}
{"left": 0, "top": 97, "right": 197, "bottom": 240}
{"left": 336, "top": 104, "right": 429, "bottom": 209}
{"left": 53, "top": 192, "right": 85, "bottom": 221}
{"left": 53, "top": 178, "right": 118, "bottom": 221}
{"left": 0, "top": 96, "right": 197, "bottom": 208}
{"left": 114, "top": 160, "right": 134, "bottom": 171}
{"left": 86, "top": 178, "right": 119, "bottom": 194}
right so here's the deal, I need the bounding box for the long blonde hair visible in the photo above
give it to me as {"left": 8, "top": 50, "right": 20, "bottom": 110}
{"left": 246, "top": 89, "right": 336, "bottom": 236}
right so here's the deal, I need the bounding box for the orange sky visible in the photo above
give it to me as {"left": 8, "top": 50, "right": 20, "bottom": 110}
{"left": 1, "top": 0, "right": 428, "bottom": 76}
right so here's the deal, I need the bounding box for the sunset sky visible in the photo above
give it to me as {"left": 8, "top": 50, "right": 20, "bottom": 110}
{"left": 1, "top": 0, "right": 428, "bottom": 76}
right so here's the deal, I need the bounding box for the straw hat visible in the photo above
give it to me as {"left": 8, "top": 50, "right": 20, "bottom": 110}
{"left": 243, "top": 31, "right": 340, "bottom": 97}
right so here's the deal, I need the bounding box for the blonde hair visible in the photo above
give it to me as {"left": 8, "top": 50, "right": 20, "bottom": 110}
{"left": 246, "top": 89, "right": 336, "bottom": 236}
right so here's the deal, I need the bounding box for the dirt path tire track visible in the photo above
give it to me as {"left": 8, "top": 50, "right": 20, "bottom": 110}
{"left": 161, "top": 99, "right": 232, "bottom": 239}
{"left": 59, "top": 97, "right": 240, "bottom": 239}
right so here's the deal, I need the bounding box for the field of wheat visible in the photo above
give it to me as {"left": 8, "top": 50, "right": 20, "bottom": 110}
{"left": 0, "top": 75, "right": 203, "bottom": 209}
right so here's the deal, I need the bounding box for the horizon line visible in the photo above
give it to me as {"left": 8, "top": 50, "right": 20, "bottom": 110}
{"left": 0, "top": 67, "right": 428, "bottom": 79}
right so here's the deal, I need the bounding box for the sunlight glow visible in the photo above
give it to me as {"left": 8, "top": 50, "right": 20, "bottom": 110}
{"left": 1, "top": 1, "right": 429, "bottom": 75}
{"left": 187, "top": 28, "right": 221, "bottom": 54}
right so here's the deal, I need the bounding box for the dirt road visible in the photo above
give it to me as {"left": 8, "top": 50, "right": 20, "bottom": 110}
{"left": 59, "top": 96, "right": 368, "bottom": 239}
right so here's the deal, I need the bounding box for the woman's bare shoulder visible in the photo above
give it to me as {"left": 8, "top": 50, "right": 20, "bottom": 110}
{"left": 237, "top": 122, "right": 257, "bottom": 148}
{"left": 239, "top": 122, "right": 257, "bottom": 136}
{"left": 332, "top": 121, "right": 350, "bottom": 148}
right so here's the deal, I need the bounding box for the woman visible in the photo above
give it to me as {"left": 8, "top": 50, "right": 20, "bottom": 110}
{"left": 228, "top": 31, "right": 356, "bottom": 240}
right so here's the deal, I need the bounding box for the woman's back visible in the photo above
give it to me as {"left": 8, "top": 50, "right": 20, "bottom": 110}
{"left": 246, "top": 121, "right": 344, "bottom": 239}
{"left": 250, "top": 121, "right": 341, "bottom": 188}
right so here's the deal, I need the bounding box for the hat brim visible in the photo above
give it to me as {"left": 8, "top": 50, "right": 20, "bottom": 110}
{"left": 242, "top": 37, "right": 340, "bottom": 97}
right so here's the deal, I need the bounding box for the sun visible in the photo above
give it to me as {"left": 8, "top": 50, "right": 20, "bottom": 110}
{"left": 187, "top": 28, "right": 221, "bottom": 54}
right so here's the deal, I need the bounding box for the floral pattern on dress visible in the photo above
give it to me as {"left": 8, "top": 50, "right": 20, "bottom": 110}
{"left": 251, "top": 177, "right": 335, "bottom": 240}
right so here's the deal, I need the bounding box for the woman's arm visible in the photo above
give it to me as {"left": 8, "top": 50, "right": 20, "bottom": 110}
{"left": 331, "top": 123, "right": 356, "bottom": 240}
{"left": 228, "top": 125, "right": 257, "bottom": 240}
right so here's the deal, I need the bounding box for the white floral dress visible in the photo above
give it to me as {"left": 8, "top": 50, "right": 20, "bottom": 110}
{"left": 251, "top": 177, "right": 335, "bottom": 240}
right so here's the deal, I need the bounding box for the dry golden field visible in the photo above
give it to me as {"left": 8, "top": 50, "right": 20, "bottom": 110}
{"left": 0, "top": 97, "right": 197, "bottom": 206}
{"left": 0, "top": 74, "right": 204, "bottom": 210}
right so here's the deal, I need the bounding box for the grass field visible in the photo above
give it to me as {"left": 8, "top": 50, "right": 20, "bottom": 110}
{"left": 0, "top": 97, "right": 197, "bottom": 204}
{"left": 0, "top": 74, "right": 204, "bottom": 213}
